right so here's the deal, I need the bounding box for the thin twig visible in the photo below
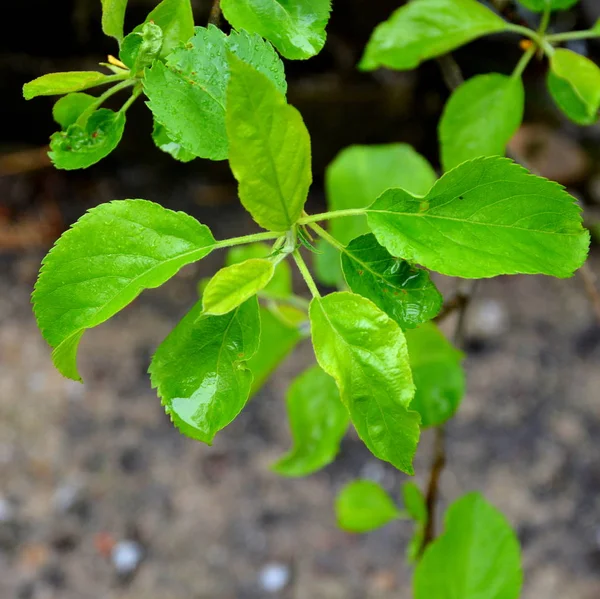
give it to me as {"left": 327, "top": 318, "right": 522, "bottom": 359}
{"left": 419, "top": 280, "right": 477, "bottom": 556}
{"left": 208, "top": 0, "right": 222, "bottom": 26}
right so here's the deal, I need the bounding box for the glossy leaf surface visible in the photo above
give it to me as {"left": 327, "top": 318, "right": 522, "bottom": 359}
{"left": 203, "top": 258, "right": 275, "bottom": 315}
{"left": 367, "top": 157, "right": 590, "bottom": 278}
{"left": 548, "top": 48, "right": 600, "bottom": 125}
{"left": 144, "top": 26, "right": 286, "bottom": 161}
{"left": 150, "top": 298, "right": 260, "bottom": 444}
{"left": 23, "top": 72, "right": 109, "bottom": 100}
{"left": 49, "top": 109, "right": 126, "bottom": 170}
{"left": 273, "top": 365, "right": 349, "bottom": 476}
{"left": 341, "top": 233, "right": 442, "bottom": 329}
{"left": 33, "top": 200, "right": 216, "bottom": 380}
{"left": 414, "top": 493, "right": 523, "bottom": 599}
{"left": 221, "top": 0, "right": 332, "bottom": 60}
{"left": 227, "top": 56, "right": 311, "bottom": 231}
{"left": 360, "top": 0, "right": 507, "bottom": 71}
{"left": 440, "top": 73, "right": 524, "bottom": 171}
{"left": 336, "top": 480, "right": 400, "bottom": 533}
{"left": 310, "top": 292, "right": 420, "bottom": 474}
{"left": 405, "top": 323, "right": 465, "bottom": 428}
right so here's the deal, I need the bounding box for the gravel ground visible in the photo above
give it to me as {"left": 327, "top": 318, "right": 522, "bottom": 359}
{"left": 1, "top": 194, "right": 599, "bottom": 599}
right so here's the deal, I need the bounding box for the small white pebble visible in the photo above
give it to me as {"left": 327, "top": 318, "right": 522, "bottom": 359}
{"left": 259, "top": 562, "right": 290, "bottom": 593}
{"left": 53, "top": 481, "right": 82, "bottom": 513}
{"left": 112, "top": 540, "right": 143, "bottom": 574}
{"left": 360, "top": 460, "right": 386, "bottom": 484}
{"left": 469, "top": 299, "right": 508, "bottom": 338}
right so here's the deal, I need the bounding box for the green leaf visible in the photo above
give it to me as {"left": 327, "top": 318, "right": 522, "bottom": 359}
{"left": 360, "top": 0, "right": 507, "bottom": 71}
{"left": 149, "top": 298, "right": 260, "bottom": 444}
{"left": 336, "top": 480, "right": 401, "bottom": 533}
{"left": 273, "top": 365, "right": 349, "bottom": 477}
{"left": 248, "top": 305, "right": 303, "bottom": 394}
{"left": 138, "top": 0, "right": 194, "bottom": 57}
{"left": 547, "top": 48, "right": 600, "bottom": 125}
{"left": 310, "top": 292, "right": 420, "bottom": 474}
{"left": 221, "top": 0, "right": 332, "bottom": 60}
{"left": 101, "top": 0, "right": 128, "bottom": 42}
{"left": 227, "top": 55, "right": 311, "bottom": 231}
{"left": 440, "top": 74, "right": 524, "bottom": 172}
{"left": 120, "top": 22, "right": 163, "bottom": 73}
{"left": 202, "top": 258, "right": 275, "bottom": 315}
{"left": 414, "top": 493, "right": 522, "bottom": 599}
{"left": 517, "top": 0, "right": 579, "bottom": 11}
{"left": 405, "top": 323, "right": 465, "bottom": 428}
{"left": 225, "top": 242, "right": 292, "bottom": 298}
{"left": 33, "top": 199, "right": 216, "bottom": 381}
{"left": 326, "top": 144, "right": 437, "bottom": 246}
{"left": 341, "top": 233, "right": 442, "bottom": 329}
{"left": 49, "top": 108, "right": 126, "bottom": 170}
{"left": 366, "top": 156, "right": 590, "bottom": 278}
{"left": 152, "top": 120, "right": 196, "bottom": 162}
{"left": 403, "top": 481, "right": 427, "bottom": 562}
{"left": 52, "top": 93, "right": 96, "bottom": 129}
{"left": 314, "top": 239, "right": 344, "bottom": 287}
{"left": 144, "top": 26, "right": 286, "bottom": 161}
{"left": 23, "top": 72, "right": 110, "bottom": 100}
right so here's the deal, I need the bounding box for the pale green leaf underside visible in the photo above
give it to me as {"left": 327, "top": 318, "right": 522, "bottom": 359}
{"left": 101, "top": 0, "right": 128, "bottom": 41}
{"left": 150, "top": 298, "right": 260, "bottom": 444}
{"left": 336, "top": 480, "right": 400, "bottom": 533}
{"left": 144, "top": 26, "right": 286, "bottom": 161}
{"left": 440, "top": 73, "right": 524, "bottom": 172}
{"left": 548, "top": 48, "right": 600, "bottom": 125}
{"left": 367, "top": 156, "right": 590, "bottom": 278}
{"left": 341, "top": 233, "right": 442, "bottom": 329}
{"left": 310, "top": 292, "right": 420, "bottom": 474}
{"left": 33, "top": 199, "right": 216, "bottom": 380}
{"left": 203, "top": 258, "right": 275, "bottom": 315}
{"left": 221, "top": 0, "right": 332, "bottom": 60}
{"left": 23, "top": 72, "right": 109, "bottom": 100}
{"left": 414, "top": 493, "right": 522, "bottom": 599}
{"left": 405, "top": 323, "right": 465, "bottom": 428}
{"left": 273, "top": 365, "right": 349, "bottom": 477}
{"left": 360, "top": 0, "right": 507, "bottom": 71}
{"left": 138, "top": 0, "right": 195, "bottom": 57}
{"left": 227, "top": 55, "right": 312, "bottom": 231}
{"left": 403, "top": 480, "right": 427, "bottom": 561}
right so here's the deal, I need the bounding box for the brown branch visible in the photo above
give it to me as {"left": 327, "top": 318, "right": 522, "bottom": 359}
{"left": 419, "top": 280, "right": 477, "bottom": 556}
{"left": 208, "top": 0, "right": 222, "bottom": 26}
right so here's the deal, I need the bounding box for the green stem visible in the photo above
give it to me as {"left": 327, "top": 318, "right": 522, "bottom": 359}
{"left": 505, "top": 23, "right": 555, "bottom": 56}
{"left": 309, "top": 221, "right": 345, "bottom": 252}
{"left": 119, "top": 84, "right": 143, "bottom": 113}
{"left": 297, "top": 209, "right": 367, "bottom": 225}
{"left": 293, "top": 250, "right": 321, "bottom": 299}
{"left": 538, "top": 6, "right": 551, "bottom": 38}
{"left": 76, "top": 79, "right": 135, "bottom": 126}
{"left": 213, "top": 231, "right": 284, "bottom": 250}
{"left": 546, "top": 29, "right": 600, "bottom": 42}
{"left": 512, "top": 45, "right": 536, "bottom": 79}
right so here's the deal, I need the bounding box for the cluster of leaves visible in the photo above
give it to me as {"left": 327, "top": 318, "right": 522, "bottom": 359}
{"left": 24, "top": 0, "right": 597, "bottom": 596}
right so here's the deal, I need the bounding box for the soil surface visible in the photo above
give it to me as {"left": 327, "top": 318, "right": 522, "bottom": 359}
{"left": 1, "top": 172, "right": 599, "bottom": 599}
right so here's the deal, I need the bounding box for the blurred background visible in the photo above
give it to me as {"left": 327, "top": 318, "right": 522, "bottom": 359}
{"left": 1, "top": 1, "right": 600, "bottom": 597}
